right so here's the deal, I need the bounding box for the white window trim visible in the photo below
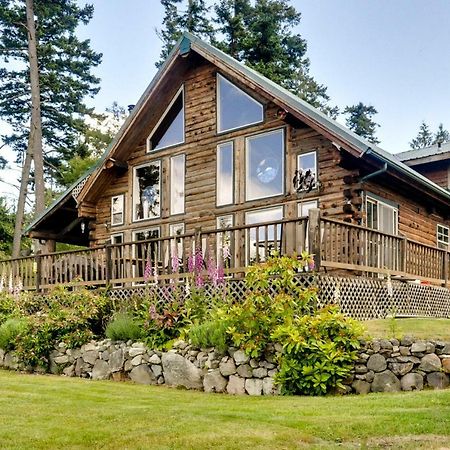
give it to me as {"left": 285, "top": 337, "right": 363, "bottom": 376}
{"left": 110, "top": 232, "right": 124, "bottom": 244}
{"left": 216, "top": 141, "right": 234, "bottom": 206}
{"left": 298, "top": 199, "right": 319, "bottom": 218}
{"left": 216, "top": 73, "right": 264, "bottom": 134}
{"left": 245, "top": 128, "right": 285, "bottom": 202}
{"left": 297, "top": 151, "right": 318, "bottom": 191}
{"left": 132, "top": 161, "right": 162, "bottom": 223}
{"left": 111, "top": 194, "right": 124, "bottom": 226}
{"left": 147, "top": 85, "right": 185, "bottom": 152}
{"left": 170, "top": 154, "right": 186, "bottom": 215}
{"left": 366, "top": 195, "right": 399, "bottom": 235}
{"left": 437, "top": 224, "right": 449, "bottom": 250}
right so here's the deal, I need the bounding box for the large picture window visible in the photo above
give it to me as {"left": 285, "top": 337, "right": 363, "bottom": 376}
{"left": 170, "top": 154, "right": 185, "bottom": 215}
{"left": 217, "top": 74, "right": 263, "bottom": 133}
{"left": 111, "top": 194, "right": 124, "bottom": 226}
{"left": 147, "top": 86, "right": 184, "bottom": 151}
{"left": 245, "top": 206, "right": 283, "bottom": 263}
{"left": 216, "top": 142, "right": 234, "bottom": 206}
{"left": 133, "top": 162, "right": 161, "bottom": 221}
{"left": 246, "top": 129, "right": 284, "bottom": 201}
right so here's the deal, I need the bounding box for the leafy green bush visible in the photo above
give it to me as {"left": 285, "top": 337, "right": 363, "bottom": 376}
{"left": 188, "top": 319, "right": 229, "bottom": 352}
{"left": 105, "top": 313, "right": 143, "bottom": 341}
{"left": 273, "top": 305, "right": 363, "bottom": 395}
{"left": 0, "top": 317, "right": 28, "bottom": 351}
{"left": 13, "top": 285, "right": 111, "bottom": 368}
{"left": 0, "top": 291, "right": 17, "bottom": 325}
{"left": 224, "top": 253, "right": 315, "bottom": 358}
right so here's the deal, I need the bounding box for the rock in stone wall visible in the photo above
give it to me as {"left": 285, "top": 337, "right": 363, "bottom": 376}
{"left": 0, "top": 338, "right": 449, "bottom": 396}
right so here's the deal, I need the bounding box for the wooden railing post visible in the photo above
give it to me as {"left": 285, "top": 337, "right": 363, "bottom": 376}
{"left": 105, "top": 244, "right": 112, "bottom": 285}
{"left": 443, "top": 250, "right": 448, "bottom": 288}
{"left": 35, "top": 251, "right": 42, "bottom": 292}
{"left": 308, "top": 208, "right": 321, "bottom": 270}
{"left": 401, "top": 237, "right": 408, "bottom": 274}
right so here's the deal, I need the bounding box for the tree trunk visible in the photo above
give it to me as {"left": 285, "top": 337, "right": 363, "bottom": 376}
{"left": 12, "top": 0, "right": 45, "bottom": 257}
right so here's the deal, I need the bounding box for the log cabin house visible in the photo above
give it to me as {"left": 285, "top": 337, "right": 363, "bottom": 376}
{"left": 4, "top": 32, "right": 450, "bottom": 291}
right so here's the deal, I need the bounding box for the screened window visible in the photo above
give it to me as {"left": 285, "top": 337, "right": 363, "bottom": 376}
{"left": 216, "top": 142, "right": 234, "bottom": 206}
{"left": 295, "top": 152, "right": 317, "bottom": 192}
{"left": 437, "top": 224, "right": 449, "bottom": 250}
{"left": 366, "top": 196, "right": 398, "bottom": 235}
{"left": 111, "top": 194, "right": 124, "bottom": 226}
{"left": 170, "top": 154, "right": 185, "bottom": 215}
{"left": 133, "top": 162, "right": 161, "bottom": 221}
{"left": 148, "top": 87, "right": 184, "bottom": 151}
{"left": 217, "top": 74, "right": 263, "bottom": 133}
{"left": 132, "top": 228, "right": 160, "bottom": 283}
{"left": 246, "top": 129, "right": 284, "bottom": 201}
{"left": 245, "top": 206, "right": 283, "bottom": 263}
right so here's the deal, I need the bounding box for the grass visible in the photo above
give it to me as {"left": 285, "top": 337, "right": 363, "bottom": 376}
{"left": 363, "top": 317, "right": 450, "bottom": 341}
{"left": 0, "top": 370, "right": 449, "bottom": 449}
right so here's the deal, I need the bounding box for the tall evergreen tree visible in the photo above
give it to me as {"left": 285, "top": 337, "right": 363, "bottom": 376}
{"left": 157, "top": 0, "right": 214, "bottom": 67}
{"left": 343, "top": 102, "right": 380, "bottom": 144}
{"left": 409, "top": 121, "right": 434, "bottom": 149}
{"left": 0, "top": 0, "right": 102, "bottom": 255}
{"left": 433, "top": 123, "right": 450, "bottom": 145}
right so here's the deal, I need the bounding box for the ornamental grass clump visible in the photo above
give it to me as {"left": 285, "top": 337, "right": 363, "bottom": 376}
{"left": 0, "top": 317, "right": 28, "bottom": 351}
{"left": 105, "top": 313, "right": 143, "bottom": 341}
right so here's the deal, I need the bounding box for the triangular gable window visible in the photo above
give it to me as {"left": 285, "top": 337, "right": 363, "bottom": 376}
{"left": 217, "top": 74, "right": 263, "bottom": 133}
{"left": 148, "top": 86, "right": 185, "bottom": 151}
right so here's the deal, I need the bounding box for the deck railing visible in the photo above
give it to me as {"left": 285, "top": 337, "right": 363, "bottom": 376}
{"left": 1, "top": 212, "right": 449, "bottom": 291}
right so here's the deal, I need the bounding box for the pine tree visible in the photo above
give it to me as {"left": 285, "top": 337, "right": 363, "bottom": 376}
{"left": 157, "top": 0, "right": 214, "bottom": 67}
{"left": 410, "top": 121, "right": 434, "bottom": 149}
{"left": 433, "top": 123, "right": 450, "bottom": 146}
{"left": 0, "top": 0, "right": 102, "bottom": 256}
{"left": 343, "top": 102, "right": 380, "bottom": 144}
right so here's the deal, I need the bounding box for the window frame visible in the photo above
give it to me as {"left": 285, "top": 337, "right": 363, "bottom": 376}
{"left": 216, "top": 141, "right": 234, "bottom": 207}
{"left": 245, "top": 128, "right": 285, "bottom": 202}
{"left": 366, "top": 194, "right": 399, "bottom": 235}
{"left": 111, "top": 194, "right": 125, "bottom": 226}
{"left": 132, "top": 160, "right": 162, "bottom": 223}
{"left": 216, "top": 73, "right": 264, "bottom": 134}
{"left": 296, "top": 151, "right": 318, "bottom": 192}
{"left": 132, "top": 227, "right": 161, "bottom": 285}
{"left": 298, "top": 199, "right": 319, "bottom": 218}
{"left": 170, "top": 153, "right": 186, "bottom": 215}
{"left": 437, "top": 224, "right": 449, "bottom": 250}
{"left": 147, "top": 85, "right": 185, "bottom": 152}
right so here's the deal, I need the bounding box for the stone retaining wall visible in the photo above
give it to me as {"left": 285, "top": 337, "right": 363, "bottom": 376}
{"left": 1, "top": 338, "right": 449, "bottom": 395}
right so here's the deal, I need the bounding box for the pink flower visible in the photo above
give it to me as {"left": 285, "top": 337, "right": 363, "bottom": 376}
{"left": 171, "top": 253, "right": 179, "bottom": 273}
{"left": 144, "top": 255, "right": 152, "bottom": 282}
{"left": 188, "top": 254, "right": 194, "bottom": 273}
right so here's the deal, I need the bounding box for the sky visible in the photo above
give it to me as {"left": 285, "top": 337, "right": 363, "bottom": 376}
{"left": 2, "top": 0, "right": 450, "bottom": 202}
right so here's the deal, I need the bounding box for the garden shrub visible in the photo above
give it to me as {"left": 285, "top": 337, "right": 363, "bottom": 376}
{"left": 188, "top": 319, "right": 229, "bottom": 352}
{"left": 105, "top": 313, "right": 143, "bottom": 341}
{"left": 0, "top": 317, "right": 28, "bottom": 351}
{"left": 272, "top": 305, "right": 363, "bottom": 395}
{"left": 13, "top": 285, "right": 111, "bottom": 368}
{"left": 0, "top": 291, "right": 17, "bottom": 324}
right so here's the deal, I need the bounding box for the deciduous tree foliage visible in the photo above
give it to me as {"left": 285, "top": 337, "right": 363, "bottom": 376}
{"left": 343, "top": 102, "right": 380, "bottom": 144}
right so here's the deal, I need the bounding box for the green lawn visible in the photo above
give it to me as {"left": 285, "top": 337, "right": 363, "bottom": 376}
{"left": 1, "top": 371, "right": 449, "bottom": 449}
{"left": 363, "top": 318, "right": 450, "bottom": 341}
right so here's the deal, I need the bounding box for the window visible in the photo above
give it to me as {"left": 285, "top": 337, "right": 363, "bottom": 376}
{"left": 216, "top": 142, "right": 234, "bottom": 206}
{"left": 298, "top": 199, "right": 318, "bottom": 217}
{"left": 437, "top": 224, "right": 449, "bottom": 250}
{"left": 132, "top": 228, "right": 160, "bottom": 283}
{"left": 111, "top": 233, "right": 123, "bottom": 245}
{"left": 169, "top": 223, "right": 185, "bottom": 261}
{"left": 217, "top": 215, "right": 233, "bottom": 266}
{"left": 217, "top": 74, "right": 263, "bottom": 133}
{"left": 147, "top": 87, "right": 184, "bottom": 151}
{"left": 366, "top": 196, "right": 398, "bottom": 235}
{"left": 133, "top": 162, "right": 161, "bottom": 221}
{"left": 170, "top": 154, "right": 185, "bottom": 215}
{"left": 295, "top": 152, "right": 317, "bottom": 192}
{"left": 245, "top": 206, "right": 283, "bottom": 263}
{"left": 111, "top": 194, "right": 124, "bottom": 226}
{"left": 110, "top": 233, "right": 124, "bottom": 286}
{"left": 246, "top": 129, "right": 284, "bottom": 201}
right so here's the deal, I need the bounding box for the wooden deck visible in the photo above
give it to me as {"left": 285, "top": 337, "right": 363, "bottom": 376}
{"left": 1, "top": 213, "right": 449, "bottom": 292}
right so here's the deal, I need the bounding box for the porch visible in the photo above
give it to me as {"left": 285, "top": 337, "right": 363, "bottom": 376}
{"left": 2, "top": 211, "right": 449, "bottom": 291}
